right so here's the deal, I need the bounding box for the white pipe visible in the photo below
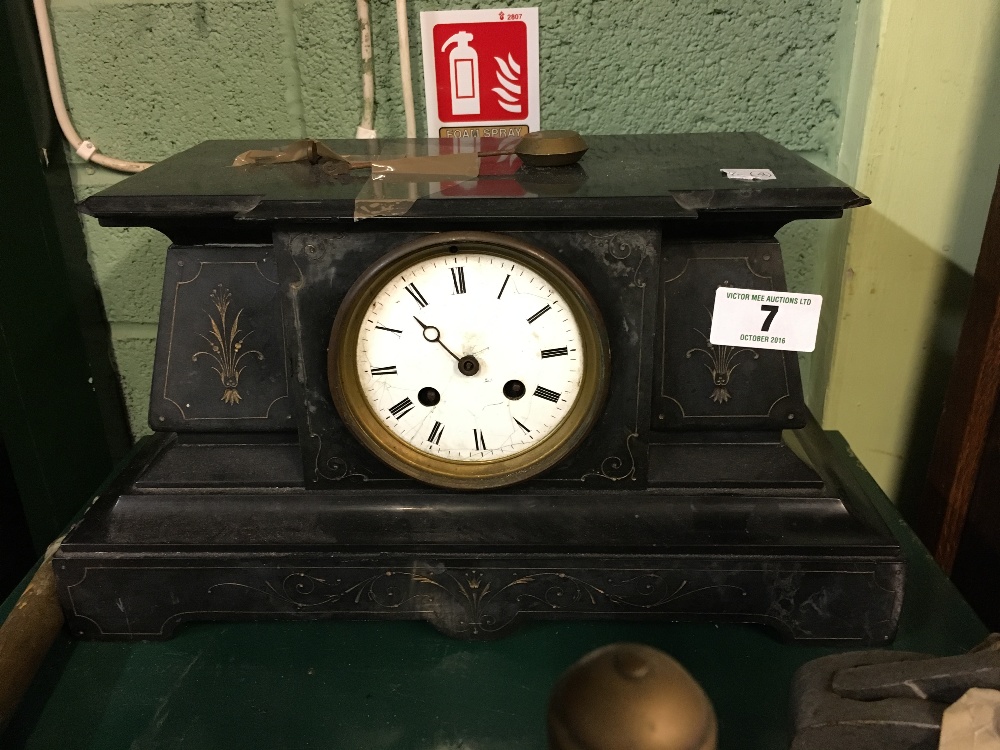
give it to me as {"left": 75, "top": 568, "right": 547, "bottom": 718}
{"left": 33, "top": 0, "right": 152, "bottom": 172}
{"left": 395, "top": 0, "right": 416, "bottom": 138}
{"left": 356, "top": 0, "right": 377, "bottom": 138}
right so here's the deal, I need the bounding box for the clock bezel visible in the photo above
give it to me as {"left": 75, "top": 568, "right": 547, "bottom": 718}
{"left": 327, "top": 231, "right": 611, "bottom": 490}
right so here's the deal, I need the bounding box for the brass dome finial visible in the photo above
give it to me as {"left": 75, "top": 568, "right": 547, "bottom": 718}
{"left": 547, "top": 643, "right": 718, "bottom": 750}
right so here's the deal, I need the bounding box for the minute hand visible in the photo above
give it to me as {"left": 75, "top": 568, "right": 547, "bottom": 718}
{"left": 413, "top": 317, "right": 462, "bottom": 361}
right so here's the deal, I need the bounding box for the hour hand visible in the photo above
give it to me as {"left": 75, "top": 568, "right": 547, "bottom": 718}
{"left": 413, "top": 316, "right": 461, "bottom": 361}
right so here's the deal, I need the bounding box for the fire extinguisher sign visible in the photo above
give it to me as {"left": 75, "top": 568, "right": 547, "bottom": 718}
{"left": 420, "top": 8, "right": 540, "bottom": 138}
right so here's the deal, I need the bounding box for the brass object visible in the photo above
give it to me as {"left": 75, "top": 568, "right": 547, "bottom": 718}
{"left": 0, "top": 540, "right": 65, "bottom": 731}
{"left": 548, "top": 643, "right": 718, "bottom": 750}
{"left": 515, "top": 130, "right": 589, "bottom": 167}
{"left": 327, "top": 232, "right": 610, "bottom": 490}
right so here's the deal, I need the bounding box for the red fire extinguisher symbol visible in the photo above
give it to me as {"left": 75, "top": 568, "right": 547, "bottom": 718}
{"left": 432, "top": 21, "right": 528, "bottom": 123}
{"left": 442, "top": 31, "right": 480, "bottom": 115}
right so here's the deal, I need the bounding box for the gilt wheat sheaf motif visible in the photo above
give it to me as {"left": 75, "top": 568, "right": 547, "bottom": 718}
{"left": 192, "top": 285, "right": 263, "bottom": 405}
{"left": 686, "top": 308, "right": 758, "bottom": 404}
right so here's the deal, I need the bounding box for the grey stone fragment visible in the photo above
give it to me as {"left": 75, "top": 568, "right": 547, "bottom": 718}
{"left": 791, "top": 650, "right": 945, "bottom": 750}
{"left": 791, "top": 724, "right": 941, "bottom": 750}
{"left": 791, "top": 636, "right": 1000, "bottom": 749}
{"left": 832, "top": 650, "right": 1000, "bottom": 703}
{"left": 798, "top": 694, "right": 946, "bottom": 729}
{"left": 792, "top": 650, "right": 933, "bottom": 730}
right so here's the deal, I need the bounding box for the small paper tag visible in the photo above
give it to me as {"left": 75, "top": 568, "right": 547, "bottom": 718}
{"left": 721, "top": 168, "right": 776, "bottom": 181}
{"left": 710, "top": 287, "right": 822, "bottom": 352}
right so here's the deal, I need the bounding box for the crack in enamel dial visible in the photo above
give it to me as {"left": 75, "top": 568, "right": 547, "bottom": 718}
{"left": 328, "top": 232, "right": 610, "bottom": 489}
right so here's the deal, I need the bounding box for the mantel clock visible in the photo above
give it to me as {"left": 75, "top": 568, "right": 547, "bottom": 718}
{"left": 54, "top": 134, "right": 904, "bottom": 642}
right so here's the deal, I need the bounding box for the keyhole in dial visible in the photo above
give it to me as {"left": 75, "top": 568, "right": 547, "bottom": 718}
{"left": 503, "top": 380, "right": 525, "bottom": 400}
{"left": 418, "top": 387, "right": 440, "bottom": 406}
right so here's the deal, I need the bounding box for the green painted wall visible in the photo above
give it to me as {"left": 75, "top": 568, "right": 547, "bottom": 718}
{"left": 48, "top": 0, "right": 861, "bottom": 434}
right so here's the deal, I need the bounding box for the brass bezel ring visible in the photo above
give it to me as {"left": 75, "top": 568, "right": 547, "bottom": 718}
{"left": 328, "top": 231, "right": 611, "bottom": 490}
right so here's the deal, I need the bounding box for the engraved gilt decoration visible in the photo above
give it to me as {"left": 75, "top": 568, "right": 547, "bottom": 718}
{"left": 193, "top": 285, "right": 263, "bottom": 404}
{"left": 208, "top": 567, "right": 746, "bottom": 636}
{"left": 571, "top": 230, "right": 649, "bottom": 482}
{"left": 686, "top": 308, "right": 758, "bottom": 404}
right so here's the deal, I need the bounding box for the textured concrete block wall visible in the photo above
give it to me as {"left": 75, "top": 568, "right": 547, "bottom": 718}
{"left": 49, "top": 0, "right": 859, "bottom": 435}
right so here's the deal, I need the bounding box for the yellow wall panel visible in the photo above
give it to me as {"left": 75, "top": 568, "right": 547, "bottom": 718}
{"left": 824, "top": 0, "right": 1000, "bottom": 501}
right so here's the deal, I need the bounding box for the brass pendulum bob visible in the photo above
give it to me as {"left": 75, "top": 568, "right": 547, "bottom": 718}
{"left": 515, "top": 130, "right": 590, "bottom": 167}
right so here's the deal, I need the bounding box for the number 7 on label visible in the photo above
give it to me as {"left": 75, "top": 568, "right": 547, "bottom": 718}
{"left": 761, "top": 304, "right": 779, "bottom": 332}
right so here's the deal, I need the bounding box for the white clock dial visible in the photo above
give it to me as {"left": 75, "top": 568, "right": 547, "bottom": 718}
{"left": 329, "top": 233, "right": 609, "bottom": 489}
{"left": 357, "top": 251, "right": 585, "bottom": 460}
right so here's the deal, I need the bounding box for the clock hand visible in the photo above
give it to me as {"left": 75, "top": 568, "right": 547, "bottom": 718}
{"left": 413, "top": 316, "right": 481, "bottom": 377}
{"left": 412, "top": 316, "right": 461, "bottom": 361}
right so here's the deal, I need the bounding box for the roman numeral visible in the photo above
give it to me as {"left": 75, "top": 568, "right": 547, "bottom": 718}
{"left": 375, "top": 324, "right": 402, "bottom": 334}
{"left": 497, "top": 274, "right": 510, "bottom": 299}
{"left": 533, "top": 386, "right": 561, "bottom": 403}
{"left": 370, "top": 365, "right": 397, "bottom": 375}
{"left": 404, "top": 282, "right": 428, "bottom": 308}
{"left": 514, "top": 418, "right": 531, "bottom": 433}
{"left": 428, "top": 421, "right": 444, "bottom": 445}
{"left": 541, "top": 347, "right": 569, "bottom": 358}
{"left": 450, "top": 266, "right": 466, "bottom": 294}
{"left": 388, "top": 397, "right": 414, "bottom": 419}
{"left": 527, "top": 305, "right": 550, "bottom": 324}
{"left": 473, "top": 429, "right": 486, "bottom": 451}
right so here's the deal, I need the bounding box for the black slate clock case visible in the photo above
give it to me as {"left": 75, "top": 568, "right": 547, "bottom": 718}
{"left": 55, "top": 134, "right": 904, "bottom": 642}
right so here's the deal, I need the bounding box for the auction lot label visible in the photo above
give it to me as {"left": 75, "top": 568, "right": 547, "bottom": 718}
{"left": 710, "top": 287, "right": 823, "bottom": 352}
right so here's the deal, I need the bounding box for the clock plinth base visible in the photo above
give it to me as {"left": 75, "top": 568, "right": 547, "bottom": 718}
{"left": 53, "top": 423, "right": 903, "bottom": 644}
